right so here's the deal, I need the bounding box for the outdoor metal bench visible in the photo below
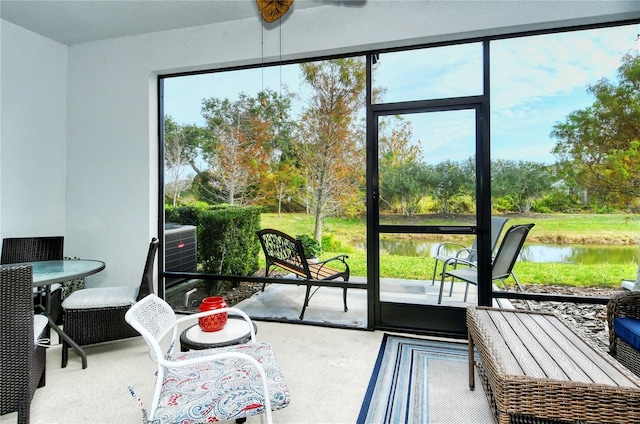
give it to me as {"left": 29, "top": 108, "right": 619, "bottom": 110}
{"left": 467, "top": 306, "right": 640, "bottom": 424}
{"left": 257, "top": 228, "right": 362, "bottom": 319}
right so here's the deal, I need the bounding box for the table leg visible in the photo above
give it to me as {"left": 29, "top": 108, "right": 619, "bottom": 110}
{"left": 40, "top": 283, "right": 87, "bottom": 369}
{"left": 48, "top": 316, "right": 87, "bottom": 369}
{"left": 468, "top": 332, "right": 475, "bottom": 390}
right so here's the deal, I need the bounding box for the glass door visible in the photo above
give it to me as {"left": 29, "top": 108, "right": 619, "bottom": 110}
{"left": 369, "top": 103, "right": 487, "bottom": 336}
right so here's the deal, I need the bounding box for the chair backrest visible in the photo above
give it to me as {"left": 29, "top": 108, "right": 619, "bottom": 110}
{"left": 468, "top": 217, "right": 509, "bottom": 260}
{"left": 256, "top": 229, "right": 309, "bottom": 277}
{"left": 1, "top": 236, "right": 64, "bottom": 264}
{"left": 491, "top": 223, "right": 535, "bottom": 280}
{"left": 0, "top": 264, "right": 34, "bottom": 417}
{"left": 125, "top": 294, "right": 176, "bottom": 362}
{"left": 137, "top": 238, "right": 159, "bottom": 301}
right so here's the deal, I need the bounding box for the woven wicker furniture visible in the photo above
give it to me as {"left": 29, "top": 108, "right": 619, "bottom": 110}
{"left": 125, "top": 294, "right": 290, "bottom": 424}
{"left": 1, "top": 236, "right": 65, "bottom": 323}
{"left": 467, "top": 306, "right": 640, "bottom": 424}
{"left": 607, "top": 290, "right": 640, "bottom": 377}
{"left": 1, "top": 265, "right": 48, "bottom": 424}
{"left": 61, "top": 238, "right": 158, "bottom": 368}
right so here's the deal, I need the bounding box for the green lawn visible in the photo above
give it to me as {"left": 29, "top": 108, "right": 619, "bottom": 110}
{"left": 259, "top": 213, "right": 639, "bottom": 288}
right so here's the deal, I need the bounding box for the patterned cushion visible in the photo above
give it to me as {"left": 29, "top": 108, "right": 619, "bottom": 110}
{"left": 152, "top": 341, "right": 290, "bottom": 423}
{"left": 62, "top": 256, "right": 85, "bottom": 299}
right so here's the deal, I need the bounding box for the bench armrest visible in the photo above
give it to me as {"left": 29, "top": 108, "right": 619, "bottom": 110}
{"left": 317, "top": 254, "right": 349, "bottom": 265}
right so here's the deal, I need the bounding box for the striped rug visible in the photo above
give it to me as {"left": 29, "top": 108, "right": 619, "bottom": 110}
{"left": 357, "top": 334, "right": 495, "bottom": 424}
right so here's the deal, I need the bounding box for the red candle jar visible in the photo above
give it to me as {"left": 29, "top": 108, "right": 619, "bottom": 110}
{"left": 198, "top": 296, "right": 228, "bottom": 332}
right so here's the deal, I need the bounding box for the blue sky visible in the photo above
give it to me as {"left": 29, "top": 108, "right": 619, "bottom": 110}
{"left": 164, "top": 23, "right": 639, "bottom": 166}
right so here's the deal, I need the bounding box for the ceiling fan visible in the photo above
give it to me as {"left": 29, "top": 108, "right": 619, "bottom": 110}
{"left": 256, "top": 0, "right": 294, "bottom": 23}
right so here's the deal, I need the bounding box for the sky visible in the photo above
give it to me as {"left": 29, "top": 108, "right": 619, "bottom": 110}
{"left": 164, "top": 23, "right": 640, "bottom": 167}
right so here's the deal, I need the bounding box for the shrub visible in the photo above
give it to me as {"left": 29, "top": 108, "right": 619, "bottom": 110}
{"left": 296, "top": 234, "right": 322, "bottom": 258}
{"left": 165, "top": 204, "right": 261, "bottom": 295}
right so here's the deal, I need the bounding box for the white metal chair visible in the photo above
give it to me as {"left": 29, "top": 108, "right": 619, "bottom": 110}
{"left": 125, "top": 294, "right": 290, "bottom": 424}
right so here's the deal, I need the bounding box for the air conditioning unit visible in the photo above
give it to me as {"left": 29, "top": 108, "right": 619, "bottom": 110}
{"left": 165, "top": 223, "right": 197, "bottom": 287}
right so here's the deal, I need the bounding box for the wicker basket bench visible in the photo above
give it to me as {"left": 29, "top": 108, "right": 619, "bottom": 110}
{"left": 467, "top": 306, "right": 640, "bottom": 424}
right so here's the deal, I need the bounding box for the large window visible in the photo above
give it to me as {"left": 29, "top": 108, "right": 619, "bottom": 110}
{"left": 160, "top": 22, "right": 639, "bottom": 317}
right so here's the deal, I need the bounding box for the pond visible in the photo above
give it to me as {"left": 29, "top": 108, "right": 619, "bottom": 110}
{"left": 373, "top": 239, "right": 639, "bottom": 264}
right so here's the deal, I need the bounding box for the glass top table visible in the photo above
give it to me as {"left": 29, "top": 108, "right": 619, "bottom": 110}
{"left": 24, "top": 259, "right": 106, "bottom": 287}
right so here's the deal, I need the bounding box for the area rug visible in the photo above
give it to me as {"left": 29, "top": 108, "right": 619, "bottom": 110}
{"left": 357, "top": 334, "right": 495, "bottom": 424}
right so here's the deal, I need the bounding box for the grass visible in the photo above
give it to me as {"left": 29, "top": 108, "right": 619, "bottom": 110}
{"left": 260, "top": 212, "right": 639, "bottom": 288}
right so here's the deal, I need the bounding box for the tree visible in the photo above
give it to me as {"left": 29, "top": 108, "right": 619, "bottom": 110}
{"left": 381, "top": 162, "right": 431, "bottom": 216}
{"left": 492, "top": 159, "right": 556, "bottom": 213}
{"left": 295, "top": 58, "right": 367, "bottom": 242}
{"left": 199, "top": 90, "right": 291, "bottom": 205}
{"left": 428, "top": 160, "right": 472, "bottom": 214}
{"left": 551, "top": 53, "right": 640, "bottom": 209}
{"left": 164, "top": 116, "right": 195, "bottom": 206}
{"left": 378, "top": 116, "right": 426, "bottom": 215}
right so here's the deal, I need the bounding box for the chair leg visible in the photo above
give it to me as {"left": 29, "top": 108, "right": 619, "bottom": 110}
{"left": 61, "top": 341, "right": 68, "bottom": 368}
{"left": 343, "top": 287, "right": 348, "bottom": 312}
{"left": 464, "top": 282, "right": 470, "bottom": 302}
{"left": 299, "top": 285, "right": 312, "bottom": 320}
{"left": 431, "top": 258, "right": 441, "bottom": 285}
{"left": 438, "top": 273, "right": 447, "bottom": 304}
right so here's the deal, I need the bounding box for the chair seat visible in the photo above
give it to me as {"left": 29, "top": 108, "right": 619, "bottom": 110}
{"left": 614, "top": 317, "right": 640, "bottom": 351}
{"left": 33, "top": 314, "right": 48, "bottom": 343}
{"left": 445, "top": 267, "right": 479, "bottom": 285}
{"left": 62, "top": 286, "right": 139, "bottom": 309}
{"left": 156, "top": 341, "right": 290, "bottom": 423}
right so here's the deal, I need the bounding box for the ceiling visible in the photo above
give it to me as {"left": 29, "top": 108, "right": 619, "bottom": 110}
{"left": 0, "top": 0, "right": 325, "bottom": 46}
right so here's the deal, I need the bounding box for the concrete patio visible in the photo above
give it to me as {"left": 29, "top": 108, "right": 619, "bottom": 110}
{"left": 1, "top": 280, "right": 495, "bottom": 424}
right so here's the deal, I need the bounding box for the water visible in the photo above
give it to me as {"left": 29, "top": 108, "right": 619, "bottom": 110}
{"left": 373, "top": 239, "right": 639, "bottom": 264}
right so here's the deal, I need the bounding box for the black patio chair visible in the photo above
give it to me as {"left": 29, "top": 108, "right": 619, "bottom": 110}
{"left": 0, "top": 264, "right": 48, "bottom": 424}
{"left": 60, "top": 238, "right": 158, "bottom": 368}
{"left": 438, "top": 223, "right": 535, "bottom": 304}
{"left": 1, "top": 236, "right": 65, "bottom": 323}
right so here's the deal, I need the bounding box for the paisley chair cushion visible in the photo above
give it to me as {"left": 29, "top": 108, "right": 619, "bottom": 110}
{"left": 151, "top": 341, "right": 290, "bottom": 424}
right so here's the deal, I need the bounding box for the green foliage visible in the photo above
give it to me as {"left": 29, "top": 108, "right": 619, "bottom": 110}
{"left": 166, "top": 204, "right": 261, "bottom": 293}
{"left": 551, "top": 53, "right": 640, "bottom": 208}
{"left": 380, "top": 162, "right": 431, "bottom": 216}
{"left": 197, "top": 206, "right": 261, "bottom": 279}
{"left": 322, "top": 233, "right": 353, "bottom": 253}
{"left": 296, "top": 234, "right": 322, "bottom": 258}
{"left": 428, "top": 160, "right": 474, "bottom": 214}
{"left": 492, "top": 159, "right": 556, "bottom": 213}
{"left": 532, "top": 189, "right": 583, "bottom": 214}
{"left": 165, "top": 204, "right": 208, "bottom": 226}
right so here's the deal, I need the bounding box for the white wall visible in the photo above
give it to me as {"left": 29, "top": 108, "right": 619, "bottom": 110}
{"left": 3, "top": 1, "right": 640, "bottom": 288}
{"left": 0, "top": 21, "right": 67, "bottom": 240}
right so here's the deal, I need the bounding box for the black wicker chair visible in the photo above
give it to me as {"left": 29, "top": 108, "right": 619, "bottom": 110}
{"left": 61, "top": 238, "right": 158, "bottom": 368}
{"left": 1, "top": 264, "right": 48, "bottom": 424}
{"left": 1, "top": 236, "right": 65, "bottom": 323}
